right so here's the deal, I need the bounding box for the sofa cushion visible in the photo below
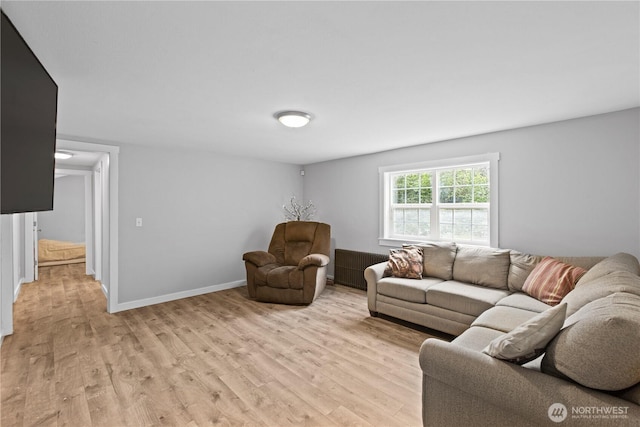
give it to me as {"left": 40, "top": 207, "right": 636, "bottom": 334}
{"left": 561, "top": 270, "right": 640, "bottom": 317}
{"left": 383, "top": 247, "right": 423, "bottom": 279}
{"left": 452, "top": 326, "right": 505, "bottom": 352}
{"left": 495, "top": 293, "right": 551, "bottom": 313}
{"left": 482, "top": 303, "right": 567, "bottom": 365}
{"left": 452, "top": 246, "right": 510, "bottom": 290}
{"left": 472, "top": 306, "right": 542, "bottom": 333}
{"left": 508, "top": 251, "right": 543, "bottom": 292}
{"left": 256, "top": 265, "right": 303, "bottom": 289}
{"left": 407, "top": 241, "right": 457, "bottom": 280}
{"left": 542, "top": 293, "right": 640, "bottom": 391}
{"left": 377, "top": 277, "right": 442, "bottom": 304}
{"left": 576, "top": 252, "right": 640, "bottom": 286}
{"left": 522, "top": 257, "right": 587, "bottom": 306}
{"left": 426, "top": 280, "right": 511, "bottom": 317}
{"left": 254, "top": 263, "right": 279, "bottom": 285}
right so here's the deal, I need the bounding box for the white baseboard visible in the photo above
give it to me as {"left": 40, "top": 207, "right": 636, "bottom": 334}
{"left": 112, "top": 280, "right": 246, "bottom": 313}
{"left": 101, "top": 283, "right": 109, "bottom": 298}
{"left": 13, "top": 278, "right": 24, "bottom": 302}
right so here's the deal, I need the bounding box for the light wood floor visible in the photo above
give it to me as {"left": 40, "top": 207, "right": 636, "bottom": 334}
{"left": 1, "top": 264, "right": 444, "bottom": 427}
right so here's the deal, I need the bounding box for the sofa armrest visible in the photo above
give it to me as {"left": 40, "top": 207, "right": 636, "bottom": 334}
{"left": 298, "top": 254, "right": 330, "bottom": 270}
{"left": 242, "top": 251, "right": 276, "bottom": 267}
{"left": 419, "top": 338, "right": 640, "bottom": 426}
{"left": 364, "top": 261, "right": 388, "bottom": 313}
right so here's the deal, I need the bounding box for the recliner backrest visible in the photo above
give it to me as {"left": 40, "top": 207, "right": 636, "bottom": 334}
{"left": 268, "top": 221, "right": 331, "bottom": 266}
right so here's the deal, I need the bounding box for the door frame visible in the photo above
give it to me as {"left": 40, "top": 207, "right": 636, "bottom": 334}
{"left": 55, "top": 140, "right": 119, "bottom": 313}
{"left": 23, "top": 212, "right": 37, "bottom": 283}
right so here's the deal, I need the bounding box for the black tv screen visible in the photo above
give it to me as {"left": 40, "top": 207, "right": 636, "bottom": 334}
{"left": 1, "top": 10, "right": 58, "bottom": 214}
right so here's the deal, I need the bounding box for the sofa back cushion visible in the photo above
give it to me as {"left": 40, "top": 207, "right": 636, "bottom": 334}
{"left": 576, "top": 252, "right": 640, "bottom": 287}
{"left": 269, "top": 221, "right": 331, "bottom": 266}
{"left": 541, "top": 292, "right": 640, "bottom": 391}
{"left": 407, "top": 242, "right": 457, "bottom": 280}
{"left": 508, "top": 251, "right": 543, "bottom": 291}
{"left": 452, "top": 246, "right": 510, "bottom": 290}
{"left": 562, "top": 270, "right": 640, "bottom": 317}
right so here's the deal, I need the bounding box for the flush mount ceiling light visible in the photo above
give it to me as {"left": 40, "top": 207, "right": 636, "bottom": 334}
{"left": 54, "top": 151, "right": 74, "bottom": 160}
{"left": 275, "top": 111, "right": 312, "bottom": 128}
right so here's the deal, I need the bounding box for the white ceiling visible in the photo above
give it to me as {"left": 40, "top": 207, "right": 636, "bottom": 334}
{"left": 3, "top": 1, "right": 639, "bottom": 165}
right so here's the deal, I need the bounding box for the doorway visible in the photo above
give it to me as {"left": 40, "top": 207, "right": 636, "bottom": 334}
{"left": 1, "top": 140, "right": 118, "bottom": 338}
{"left": 52, "top": 139, "right": 119, "bottom": 313}
{"left": 26, "top": 169, "right": 94, "bottom": 279}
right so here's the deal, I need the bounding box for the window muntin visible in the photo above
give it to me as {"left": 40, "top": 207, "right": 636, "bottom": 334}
{"left": 381, "top": 154, "right": 498, "bottom": 246}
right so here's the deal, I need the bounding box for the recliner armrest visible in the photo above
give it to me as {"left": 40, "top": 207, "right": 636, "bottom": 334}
{"left": 298, "top": 254, "right": 330, "bottom": 270}
{"left": 242, "top": 251, "right": 277, "bottom": 267}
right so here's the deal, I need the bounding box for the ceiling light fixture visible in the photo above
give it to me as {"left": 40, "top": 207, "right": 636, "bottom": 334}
{"left": 275, "top": 111, "right": 312, "bottom": 128}
{"left": 54, "top": 151, "right": 74, "bottom": 160}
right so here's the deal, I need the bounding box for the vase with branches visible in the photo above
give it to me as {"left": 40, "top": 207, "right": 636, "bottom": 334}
{"left": 283, "top": 196, "right": 316, "bottom": 221}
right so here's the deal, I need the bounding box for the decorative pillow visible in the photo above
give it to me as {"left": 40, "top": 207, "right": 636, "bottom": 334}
{"left": 541, "top": 293, "right": 640, "bottom": 391}
{"left": 522, "top": 257, "right": 587, "bottom": 306}
{"left": 383, "top": 247, "right": 423, "bottom": 279}
{"left": 482, "top": 303, "right": 567, "bottom": 364}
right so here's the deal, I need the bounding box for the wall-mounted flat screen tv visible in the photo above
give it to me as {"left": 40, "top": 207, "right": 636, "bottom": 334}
{"left": 1, "top": 10, "right": 58, "bottom": 214}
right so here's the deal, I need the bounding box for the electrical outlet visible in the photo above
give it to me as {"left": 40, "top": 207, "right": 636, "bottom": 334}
{"left": 136, "top": 217, "right": 143, "bottom": 227}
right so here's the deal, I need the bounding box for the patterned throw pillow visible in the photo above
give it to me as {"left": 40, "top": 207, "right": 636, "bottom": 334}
{"left": 383, "top": 247, "right": 424, "bottom": 279}
{"left": 522, "top": 257, "right": 587, "bottom": 306}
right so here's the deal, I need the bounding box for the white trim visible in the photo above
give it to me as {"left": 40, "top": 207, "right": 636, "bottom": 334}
{"left": 112, "top": 281, "right": 246, "bottom": 313}
{"left": 1, "top": 216, "right": 14, "bottom": 336}
{"left": 93, "top": 160, "right": 103, "bottom": 281}
{"left": 23, "top": 212, "right": 35, "bottom": 283}
{"left": 84, "top": 174, "right": 94, "bottom": 276}
{"left": 489, "top": 155, "right": 500, "bottom": 247}
{"left": 378, "top": 237, "right": 492, "bottom": 248}
{"left": 13, "top": 278, "right": 24, "bottom": 302}
{"left": 12, "top": 214, "right": 21, "bottom": 300}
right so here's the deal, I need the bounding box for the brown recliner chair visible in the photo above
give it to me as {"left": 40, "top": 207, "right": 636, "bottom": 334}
{"left": 242, "top": 221, "right": 331, "bottom": 305}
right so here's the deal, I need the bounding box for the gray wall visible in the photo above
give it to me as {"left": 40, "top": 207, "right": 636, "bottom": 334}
{"left": 304, "top": 108, "right": 640, "bottom": 274}
{"left": 38, "top": 175, "right": 85, "bottom": 243}
{"left": 118, "top": 143, "right": 302, "bottom": 303}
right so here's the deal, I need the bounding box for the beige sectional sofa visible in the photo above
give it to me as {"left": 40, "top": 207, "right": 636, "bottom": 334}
{"left": 364, "top": 243, "right": 640, "bottom": 426}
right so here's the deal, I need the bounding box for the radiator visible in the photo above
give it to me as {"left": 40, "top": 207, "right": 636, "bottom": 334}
{"left": 334, "top": 249, "right": 388, "bottom": 290}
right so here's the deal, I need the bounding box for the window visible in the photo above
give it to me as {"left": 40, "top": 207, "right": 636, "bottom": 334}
{"left": 380, "top": 153, "right": 499, "bottom": 247}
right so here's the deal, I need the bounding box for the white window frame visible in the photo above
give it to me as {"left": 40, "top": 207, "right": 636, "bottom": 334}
{"left": 379, "top": 153, "right": 500, "bottom": 248}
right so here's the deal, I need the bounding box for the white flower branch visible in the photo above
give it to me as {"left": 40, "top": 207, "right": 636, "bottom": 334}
{"left": 283, "top": 196, "right": 317, "bottom": 221}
